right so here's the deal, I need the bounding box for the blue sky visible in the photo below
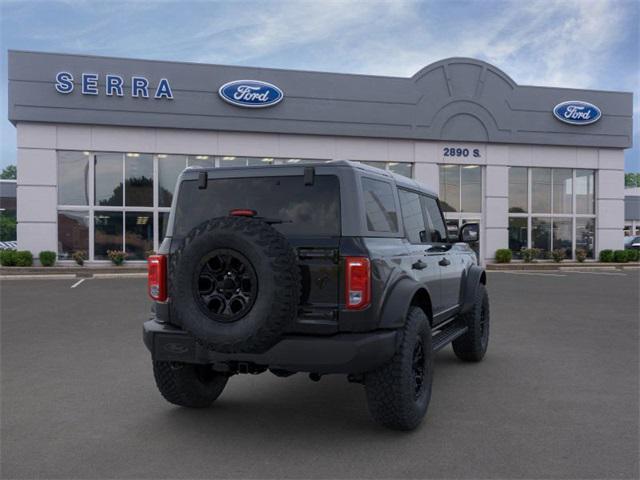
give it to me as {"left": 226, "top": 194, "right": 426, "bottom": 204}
{"left": 1, "top": 0, "right": 638, "bottom": 171}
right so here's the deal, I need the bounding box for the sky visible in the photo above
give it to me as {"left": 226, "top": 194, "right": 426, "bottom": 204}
{"left": 1, "top": 0, "right": 638, "bottom": 171}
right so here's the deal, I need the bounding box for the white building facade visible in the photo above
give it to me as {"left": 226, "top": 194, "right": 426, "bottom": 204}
{"left": 8, "top": 51, "right": 633, "bottom": 264}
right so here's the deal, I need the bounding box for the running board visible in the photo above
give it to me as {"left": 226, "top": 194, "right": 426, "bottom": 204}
{"left": 432, "top": 322, "right": 468, "bottom": 351}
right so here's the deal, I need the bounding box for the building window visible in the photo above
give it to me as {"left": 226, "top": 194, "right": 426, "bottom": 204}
{"left": 56, "top": 152, "right": 332, "bottom": 261}
{"left": 158, "top": 155, "right": 187, "bottom": 207}
{"left": 125, "top": 153, "right": 153, "bottom": 207}
{"left": 358, "top": 161, "right": 413, "bottom": 178}
{"left": 125, "top": 212, "right": 153, "bottom": 259}
{"left": 438, "top": 165, "right": 482, "bottom": 213}
{"left": 508, "top": 168, "right": 596, "bottom": 259}
{"left": 95, "top": 152, "right": 123, "bottom": 206}
{"left": 508, "top": 217, "right": 527, "bottom": 258}
{"left": 94, "top": 211, "right": 123, "bottom": 260}
{"left": 58, "top": 151, "right": 90, "bottom": 206}
{"left": 508, "top": 167, "right": 528, "bottom": 213}
{"left": 57, "top": 210, "right": 89, "bottom": 259}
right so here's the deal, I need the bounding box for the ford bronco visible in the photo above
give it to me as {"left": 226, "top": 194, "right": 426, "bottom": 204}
{"left": 143, "top": 160, "right": 489, "bottom": 430}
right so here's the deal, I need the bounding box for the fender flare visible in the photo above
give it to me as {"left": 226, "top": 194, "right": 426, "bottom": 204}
{"left": 460, "top": 265, "right": 486, "bottom": 314}
{"left": 378, "top": 277, "right": 433, "bottom": 329}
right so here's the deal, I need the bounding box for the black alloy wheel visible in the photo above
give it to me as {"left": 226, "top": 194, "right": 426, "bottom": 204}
{"left": 194, "top": 249, "right": 258, "bottom": 322}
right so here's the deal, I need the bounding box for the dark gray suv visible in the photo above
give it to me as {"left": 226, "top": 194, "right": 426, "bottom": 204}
{"left": 143, "top": 160, "right": 489, "bottom": 430}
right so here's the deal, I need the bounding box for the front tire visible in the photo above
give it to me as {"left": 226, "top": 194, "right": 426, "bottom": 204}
{"left": 153, "top": 361, "right": 228, "bottom": 408}
{"left": 452, "top": 283, "right": 490, "bottom": 362}
{"left": 364, "top": 306, "right": 433, "bottom": 431}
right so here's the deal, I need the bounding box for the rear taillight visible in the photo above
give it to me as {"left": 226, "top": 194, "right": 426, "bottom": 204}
{"left": 345, "top": 257, "right": 370, "bottom": 310}
{"left": 148, "top": 255, "right": 167, "bottom": 302}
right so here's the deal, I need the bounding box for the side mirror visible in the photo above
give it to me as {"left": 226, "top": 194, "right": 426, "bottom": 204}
{"left": 459, "top": 223, "right": 479, "bottom": 243}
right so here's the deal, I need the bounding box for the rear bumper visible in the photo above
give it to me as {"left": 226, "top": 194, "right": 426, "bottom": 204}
{"left": 143, "top": 319, "right": 397, "bottom": 374}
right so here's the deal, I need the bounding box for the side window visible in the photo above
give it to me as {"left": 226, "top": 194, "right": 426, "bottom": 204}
{"left": 421, "top": 196, "right": 448, "bottom": 243}
{"left": 361, "top": 177, "right": 398, "bottom": 233}
{"left": 399, "top": 189, "right": 427, "bottom": 243}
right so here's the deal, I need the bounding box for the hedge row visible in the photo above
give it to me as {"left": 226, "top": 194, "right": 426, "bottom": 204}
{"left": 0, "top": 250, "right": 57, "bottom": 267}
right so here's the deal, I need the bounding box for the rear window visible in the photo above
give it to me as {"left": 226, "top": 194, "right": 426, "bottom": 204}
{"left": 173, "top": 175, "right": 341, "bottom": 238}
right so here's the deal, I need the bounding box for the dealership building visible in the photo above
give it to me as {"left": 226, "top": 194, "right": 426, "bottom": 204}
{"left": 7, "top": 50, "right": 633, "bottom": 264}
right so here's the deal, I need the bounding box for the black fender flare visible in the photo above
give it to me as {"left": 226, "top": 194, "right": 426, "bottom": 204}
{"left": 378, "top": 276, "right": 433, "bottom": 329}
{"left": 460, "top": 265, "right": 487, "bottom": 314}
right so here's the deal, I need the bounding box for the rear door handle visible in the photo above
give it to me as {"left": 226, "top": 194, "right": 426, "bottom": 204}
{"left": 438, "top": 257, "right": 451, "bottom": 267}
{"left": 412, "top": 260, "right": 427, "bottom": 270}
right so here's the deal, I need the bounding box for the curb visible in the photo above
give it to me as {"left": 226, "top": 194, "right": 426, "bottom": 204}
{"left": 0, "top": 266, "right": 146, "bottom": 277}
{"left": 486, "top": 262, "right": 638, "bottom": 271}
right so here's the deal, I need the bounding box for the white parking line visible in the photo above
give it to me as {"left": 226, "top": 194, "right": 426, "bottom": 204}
{"left": 70, "top": 278, "right": 86, "bottom": 288}
{"left": 567, "top": 270, "right": 627, "bottom": 276}
{"left": 490, "top": 271, "right": 566, "bottom": 277}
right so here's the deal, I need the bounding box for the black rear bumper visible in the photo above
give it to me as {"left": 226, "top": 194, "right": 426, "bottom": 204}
{"left": 143, "top": 319, "right": 398, "bottom": 374}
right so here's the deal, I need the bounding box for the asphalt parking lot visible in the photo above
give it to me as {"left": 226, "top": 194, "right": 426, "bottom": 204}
{"left": 1, "top": 270, "right": 639, "bottom": 479}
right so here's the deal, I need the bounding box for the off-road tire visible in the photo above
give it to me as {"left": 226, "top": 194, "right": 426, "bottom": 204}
{"left": 170, "top": 216, "right": 300, "bottom": 353}
{"left": 364, "top": 306, "right": 433, "bottom": 431}
{"left": 452, "top": 283, "right": 489, "bottom": 362}
{"left": 153, "top": 361, "right": 228, "bottom": 408}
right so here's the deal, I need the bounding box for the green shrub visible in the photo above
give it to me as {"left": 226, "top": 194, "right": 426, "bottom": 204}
{"left": 626, "top": 249, "right": 639, "bottom": 262}
{"left": 551, "top": 249, "right": 565, "bottom": 263}
{"left": 39, "top": 250, "right": 56, "bottom": 267}
{"left": 0, "top": 249, "right": 17, "bottom": 266}
{"left": 15, "top": 250, "right": 33, "bottom": 267}
{"left": 72, "top": 250, "right": 87, "bottom": 266}
{"left": 107, "top": 250, "right": 128, "bottom": 266}
{"left": 613, "top": 250, "right": 628, "bottom": 263}
{"left": 495, "top": 249, "right": 512, "bottom": 263}
{"left": 599, "top": 249, "right": 614, "bottom": 262}
{"left": 575, "top": 249, "right": 588, "bottom": 263}
{"left": 521, "top": 248, "right": 540, "bottom": 263}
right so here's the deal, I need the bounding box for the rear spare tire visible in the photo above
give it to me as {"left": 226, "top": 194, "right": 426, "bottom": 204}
{"left": 170, "top": 217, "right": 300, "bottom": 353}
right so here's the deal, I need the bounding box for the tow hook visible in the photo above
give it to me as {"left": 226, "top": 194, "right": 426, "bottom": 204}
{"left": 309, "top": 372, "right": 322, "bottom": 382}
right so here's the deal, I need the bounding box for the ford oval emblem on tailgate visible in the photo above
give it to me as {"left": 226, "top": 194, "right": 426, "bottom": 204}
{"left": 553, "top": 101, "right": 601, "bottom": 125}
{"left": 218, "top": 80, "right": 284, "bottom": 108}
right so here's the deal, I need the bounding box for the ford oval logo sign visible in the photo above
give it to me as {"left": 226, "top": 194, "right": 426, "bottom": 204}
{"left": 218, "top": 80, "right": 283, "bottom": 108}
{"left": 553, "top": 101, "right": 601, "bottom": 125}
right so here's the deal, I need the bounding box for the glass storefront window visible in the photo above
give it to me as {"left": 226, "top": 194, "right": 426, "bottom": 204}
{"left": 94, "top": 212, "right": 123, "bottom": 260}
{"left": 576, "top": 218, "right": 595, "bottom": 258}
{"left": 58, "top": 151, "right": 90, "bottom": 205}
{"left": 531, "top": 217, "right": 551, "bottom": 257}
{"left": 508, "top": 217, "right": 527, "bottom": 258}
{"left": 95, "top": 153, "right": 123, "bottom": 207}
{"left": 508, "top": 167, "right": 528, "bottom": 213}
{"left": 57, "top": 211, "right": 89, "bottom": 258}
{"left": 125, "top": 212, "right": 153, "bottom": 260}
{"left": 248, "top": 157, "right": 274, "bottom": 166}
{"left": 461, "top": 165, "right": 481, "bottom": 213}
{"left": 575, "top": 170, "right": 595, "bottom": 214}
{"left": 552, "top": 169, "right": 572, "bottom": 214}
{"left": 219, "top": 156, "right": 247, "bottom": 167}
{"left": 158, "top": 155, "right": 186, "bottom": 207}
{"left": 187, "top": 155, "right": 214, "bottom": 167}
{"left": 125, "top": 153, "right": 153, "bottom": 207}
{"left": 439, "top": 165, "right": 460, "bottom": 212}
{"left": 552, "top": 217, "right": 572, "bottom": 258}
{"left": 531, "top": 168, "right": 551, "bottom": 213}
{"left": 388, "top": 162, "right": 412, "bottom": 178}
{"left": 360, "top": 161, "right": 386, "bottom": 170}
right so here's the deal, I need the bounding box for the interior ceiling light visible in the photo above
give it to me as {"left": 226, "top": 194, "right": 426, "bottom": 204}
{"left": 126, "top": 153, "right": 140, "bottom": 157}
{"left": 195, "top": 155, "right": 209, "bottom": 160}
{"left": 222, "top": 156, "right": 236, "bottom": 161}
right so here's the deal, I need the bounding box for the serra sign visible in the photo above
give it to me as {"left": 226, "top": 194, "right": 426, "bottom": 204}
{"left": 55, "top": 72, "right": 174, "bottom": 99}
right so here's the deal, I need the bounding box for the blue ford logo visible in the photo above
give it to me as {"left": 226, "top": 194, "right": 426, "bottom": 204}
{"left": 553, "top": 101, "right": 601, "bottom": 125}
{"left": 218, "top": 80, "right": 283, "bottom": 108}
